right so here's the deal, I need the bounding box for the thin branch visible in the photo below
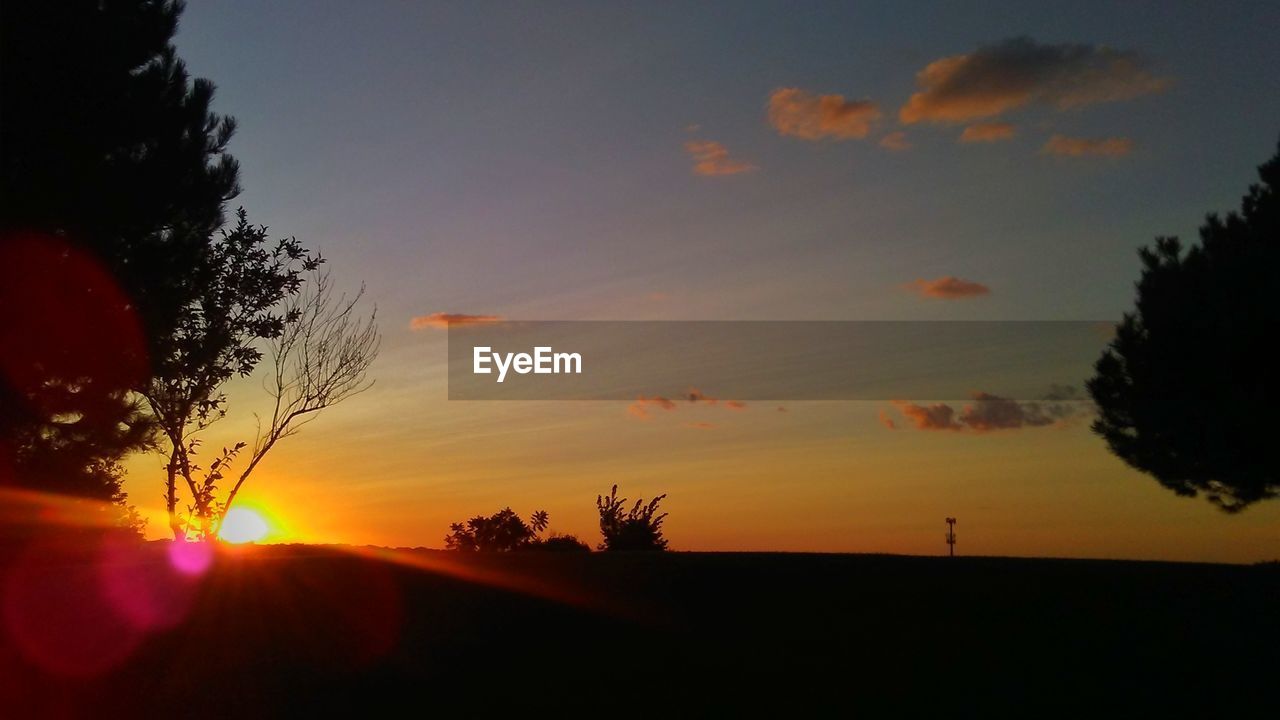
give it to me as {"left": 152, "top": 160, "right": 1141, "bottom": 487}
{"left": 221, "top": 269, "right": 380, "bottom": 519}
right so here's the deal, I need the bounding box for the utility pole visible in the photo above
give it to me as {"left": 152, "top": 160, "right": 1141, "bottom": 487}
{"left": 945, "top": 517, "right": 957, "bottom": 557}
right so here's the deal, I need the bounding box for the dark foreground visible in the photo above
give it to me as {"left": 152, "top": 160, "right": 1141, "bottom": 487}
{"left": 2, "top": 540, "right": 1277, "bottom": 716}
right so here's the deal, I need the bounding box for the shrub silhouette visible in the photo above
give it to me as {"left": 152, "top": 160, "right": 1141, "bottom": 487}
{"left": 528, "top": 533, "right": 592, "bottom": 552}
{"left": 1089, "top": 141, "right": 1279, "bottom": 512}
{"left": 596, "top": 485, "right": 668, "bottom": 551}
{"left": 445, "top": 508, "right": 549, "bottom": 551}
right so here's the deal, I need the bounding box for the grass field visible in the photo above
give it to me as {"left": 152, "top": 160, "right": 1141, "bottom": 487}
{"left": 3, "top": 541, "right": 1276, "bottom": 716}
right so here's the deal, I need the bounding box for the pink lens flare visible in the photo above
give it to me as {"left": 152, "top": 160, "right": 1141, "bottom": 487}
{"left": 167, "top": 539, "right": 215, "bottom": 576}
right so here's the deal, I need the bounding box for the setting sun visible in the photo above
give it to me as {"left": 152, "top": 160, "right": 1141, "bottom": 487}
{"left": 219, "top": 507, "right": 269, "bottom": 544}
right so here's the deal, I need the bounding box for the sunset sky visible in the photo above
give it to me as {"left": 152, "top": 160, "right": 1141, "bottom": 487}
{"left": 123, "top": 1, "right": 1280, "bottom": 561}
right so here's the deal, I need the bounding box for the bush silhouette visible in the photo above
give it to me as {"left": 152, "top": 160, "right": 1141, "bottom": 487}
{"left": 527, "top": 533, "right": 592, "bottom": 552}
{"left": 1088, "top": 141, "right": 1279, "bottom": 512}
{"left": 445, "top": 508, "right": 549, "bottom": 552}
{"left": 596, "top": 485, "right": 668, "bottom": 551}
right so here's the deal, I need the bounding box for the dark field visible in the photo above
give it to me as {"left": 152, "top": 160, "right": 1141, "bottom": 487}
{"left": 3, "top": 542, "right": 1277, "bottom": 716}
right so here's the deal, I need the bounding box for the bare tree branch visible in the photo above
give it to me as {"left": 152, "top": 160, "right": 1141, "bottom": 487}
{"left": 217, "top": 269, "right": 380, "bottom": 523}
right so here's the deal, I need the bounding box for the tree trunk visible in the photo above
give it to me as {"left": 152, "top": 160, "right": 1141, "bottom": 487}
{"left": 166, "top": 446, "right": 184, "bottom": 540}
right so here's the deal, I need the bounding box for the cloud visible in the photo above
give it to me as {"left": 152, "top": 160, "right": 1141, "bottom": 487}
{"left": 687, "top": 388, "right": 717, "bottom": 404}
{"left": 879, "top": 131, "right": 911, "bottom": 151}
{"left": 885, "top": 391, "right": 1084, "bottom": 433}
{"left": 1041, "top": 134, "right": 1133, "bottom": 157}
{"left": 905, "top": 276, "right": 991, "bottom": 299}
{"left": 410, "top": 312, "right": 503, "bottom": 330}
{"left": 958, "top": 392, "right": 1059, "bottom": 431}
{"left": 768, "top": 88, "right": 881, "bottom": 140}
{"left": 687, "top": 388, "right": 746, "bottom": 410}
{"left": 959, "top": 123, "right": 1016, "bottom": 143}
{"left": 899, "top": 37, "right": 1169, "bottom": 124}
{"left": 892, "top": 401, "right": 962, "bottom": 431}
{"left": 684, "top": 140, "right": 757, "bottom": 176}
{"left": 629, "top": 388, "right": 748, "bottom": 419}
{"left": 628, "top": 396, "right": 678, "bottom": 419}
{"left": 686, "top": 422, "right": 716, "bottom": 430}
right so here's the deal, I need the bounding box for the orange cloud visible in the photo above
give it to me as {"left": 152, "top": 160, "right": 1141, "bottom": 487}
{"left": 686, "top": 422, "right": 716, "bottom": 430}
{"left": 959, "top": 123, "right": 1016, "bottom": 143}
{"left": 628, "top": 396, "right": 678, "bottom": 419}
{"left": 891, "top": 401, "right": 961, "bottom": 431}
{"left": 630, "top": 389, "right": 749, "bottom": 419}
{"left": 687, "top": 389, "right": 746, "bottom": 410}
{"left": 1041, "top": 134, "right": 1133, "bottom": 157}
{"left": 900, "top": 37, "right": 1169, "bottom": 124}
{"left": 684, "top": 140, "right": 756, "bottom": 176}
{"left": 687, "top": 388, "right": 717, "bottom": 404}
{"left": 768, "top": 88, "right": 880, "bottom": 140}
{"left": 879, "top": 131, "right": 911, "bottom": 151}
{"left": 887, "top": 391, "right": 1081, "bottom": 433}
{"left": 905, "top": 276, "right": 991, "bottom": 299}
{"left": 410, "top": 312, "right": 503, "bottom": 330}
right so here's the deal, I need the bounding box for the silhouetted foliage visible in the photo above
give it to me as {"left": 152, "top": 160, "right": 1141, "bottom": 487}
{"left": 527, "top": 533, "right": 592, "bottom": 552}
{"left": 445, "top": 508, "right": 551, "bottom": 552}
{"left": 1, "top": 0, "right": 238, "bottom": 521}
{"left": 1089, "top": 141, "right": 1279, "bottom": 512}
{"left": 597, "top": 485, "right": 668, "bottom": 551}
{"left": 142, "top": 212, "right": 319, "bottom": 538}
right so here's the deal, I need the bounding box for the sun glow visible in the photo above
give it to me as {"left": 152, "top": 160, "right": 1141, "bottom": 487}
{"left": 219, "top": 507, "right": 270, "bottom": 544}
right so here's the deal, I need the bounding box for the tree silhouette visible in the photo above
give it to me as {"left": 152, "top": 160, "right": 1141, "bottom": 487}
{"left": 141, "top": 212, "right": 320, "bottom": 539}
{"left": 1089, "top": 142, "right": 1279, "bottom": 512}
{"left": 1, "top": 0, "right": 239, "bottom": 522}
{"left": 445, "top": 508, "right": 552, "bottom": 552}
{"left": 596, "top": 485, "right": 668, "bottom": 551}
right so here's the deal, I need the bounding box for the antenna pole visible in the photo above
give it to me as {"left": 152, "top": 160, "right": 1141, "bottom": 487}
{"left": 945, "top": 517, "right": 957, "bottom": 557}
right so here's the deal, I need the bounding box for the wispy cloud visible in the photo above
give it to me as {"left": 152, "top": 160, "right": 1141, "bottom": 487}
{"left": 628, "top": 396, "right": 678, "bottom": 419}
{"left": 905, "top": 276, "right": 991, "bottom": 299}
{"left": 885, "top": 391, "right": 1083, "bottom": 432}
{"left": 684, "top": 139, "right": 757, "bottom": 176}
{"left": 900, "top": 37, "right": 1168, "bottom": 124}
{"left": 629, "top": 388, "right": 748, "bottom": 420}
{"left": 768, "top": 88, "right": 881, "bottom": 140}
{"left": 959, "top": 122, "right": 1016, "bottom": 143}
{"left": 879, "top": 131, "right": 911, "bottom": 151}
{"left": 410, "top": 312, "right": 503, "bottom": 330}
{"left": 1042, "top": 134, "right": 1133, "bottom": 157}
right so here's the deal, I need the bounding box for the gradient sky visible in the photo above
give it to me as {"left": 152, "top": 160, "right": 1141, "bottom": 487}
{"left": 123, "top": 0, "right": 1280, "bottom": 561}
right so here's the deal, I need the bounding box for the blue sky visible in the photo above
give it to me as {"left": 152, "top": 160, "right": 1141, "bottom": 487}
{"left": 174, "top": 0, "right": 1279, "bottom": 325}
